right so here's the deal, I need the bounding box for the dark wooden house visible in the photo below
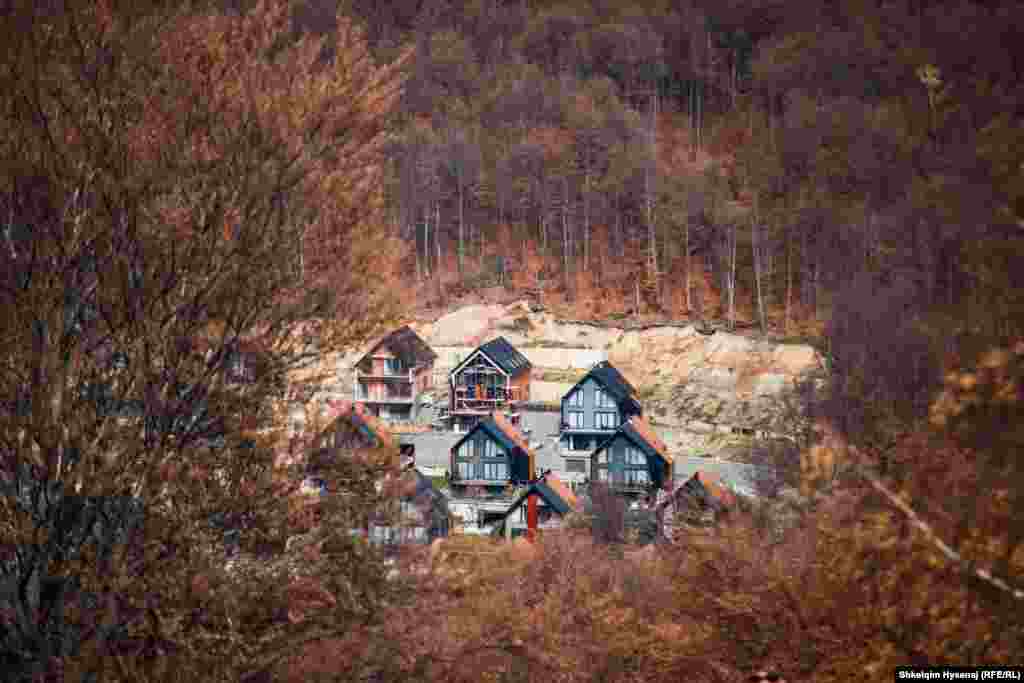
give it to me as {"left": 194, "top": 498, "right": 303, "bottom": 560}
{"left": 559, "top": 361, "right": 642, "bottom": 478}
{"left": 494, "top": 472, "right": 579, "bottom": 539}
{"left": 370, "top": 467, "right": 450, "bottom": 547}
{"left": 655, "top": 471, "right": 736, "bottom": 540}
{"left": 449, "top": 412, "right": 535, "bottom": 496}
{"left": 590, "top": 416, "right": 674, "bottom": 498}
{"left": 352, "top": 325, "right": 437, "bottom": 423}
{"left": 447, "top": 337, "right": 531, "bottom": 432}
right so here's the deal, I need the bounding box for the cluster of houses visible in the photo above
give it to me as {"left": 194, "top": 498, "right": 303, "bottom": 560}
{"left": 303, "top": 325, "right": 739, "bottom": 547}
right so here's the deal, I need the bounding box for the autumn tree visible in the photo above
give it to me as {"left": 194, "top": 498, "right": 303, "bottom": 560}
{"left": 0, "top": 0, "right": 410, "bottom": 679}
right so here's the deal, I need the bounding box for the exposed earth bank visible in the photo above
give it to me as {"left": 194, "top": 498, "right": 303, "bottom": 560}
{"left": 410, "top": 302, "right": 825, "bottom": 458}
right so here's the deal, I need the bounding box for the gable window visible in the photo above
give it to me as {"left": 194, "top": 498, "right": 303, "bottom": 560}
{"left": 595, "top": 412, "right": 618, "bottom": 429}
{"left": 595, "top": 387, "right": 614, "bottom": 408}
{"left": 567, "top": 389, "right": 583, "bottom": 408}
{"left": 567, "top": 411, "right": 584, "bottom": 429}
{"left": 483, "top": 439, "right": 500, "bottom": 459}
{"left": 385, "top": 358, "right": 406, "bottom": 374}
{"left": 625, "top": 446, "right": 645, "bottom": 466}
{"left": 457, "top": 461, "right": 476, "bottom": 479}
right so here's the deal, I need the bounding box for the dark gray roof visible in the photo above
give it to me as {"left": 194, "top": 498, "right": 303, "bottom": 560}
{"left": 478, "top": 337, "right": 532, "bottom": 375}
{"left": 359, "top": 325, "right": 437, "bottom": 367}
{"left": 568, "top": 361, "right": 640, "bottom": 412}
{"left": 502, "top": 479, "right": 574, "bottom": 520}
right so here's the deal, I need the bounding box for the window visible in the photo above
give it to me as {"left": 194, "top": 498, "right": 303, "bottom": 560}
{"left": 625, "top": 446, "right": 645, "bottom": 466}
{"left": 597, "top": 468, "right": 608, "bottom": 481}
{"left": 566, "top": 389, "right": 583, "bottom": 407}
{"left": 566, "top": 459, "right": 586, "bottom": 473}
{"left": 385, "top": 358, "right": 405, "bottom": 374}
{"left": 458, "top": 461, "right": 475, "bottom": 479}
{"left": 482, "top": 462, "right": 508, "bottom": 480}
{"left": 459, "top": 442, "right": 472, "bottom": 459}
{"left": 624, "top": 468, "right": 649, "bottom": 485}
{"left": 595, "top": 387, "right": 614, "bottom": 408}
{"left": 596, "top": 451, "right": 608, "bottom": 465}
{"left": 567, "top": 411, "right": 584, "bottom": 429}
{"left": 483, "top": 439, "right": 500, "bottom": 459}
{"left": 595, "top": 412, "right": 618, "bottom": 429}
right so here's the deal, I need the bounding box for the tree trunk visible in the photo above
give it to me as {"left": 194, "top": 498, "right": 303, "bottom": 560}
{"left": 684, "top": 208, "right": 691, "bottom": 313}
{"left": 635, "top": 276, "right": 640, "bottom": 320}
{"left": 752, "top": 198, "right": 766, "bottom": 334}
{"left": 457, "top": 180, "right": 465, "bottom": 277}
{"left": 785, "top": 223, "right": 793, "bottom": 334}
{"left": 562, "top": 177, "right": 570, "bottom": 292}
{"left": 583, "top": 163, "right": 590, "bottom": 272}
{"left": 646, "top": 91, "right": 659, "bottom": 305}
{"left": 729, "top": 221, "right": 737, "bottom": 330}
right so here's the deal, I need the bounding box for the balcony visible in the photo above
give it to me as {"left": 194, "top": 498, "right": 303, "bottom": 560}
{"left": 355, "top": 391, "right": 415, "bottom": 404}
{"left": 354, "top": 368, "right": 415, "bottom": 382}
{"left": 451, "top": 385, "right": 526, "bottom": 414}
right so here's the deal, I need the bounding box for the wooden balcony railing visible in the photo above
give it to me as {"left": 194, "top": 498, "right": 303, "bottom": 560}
{"left": 451, "top": 385, "right": 526, "bottom": 413}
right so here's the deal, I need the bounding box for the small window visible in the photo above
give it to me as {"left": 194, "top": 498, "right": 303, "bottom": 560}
{"left": 595, "top": 387, "right": 614, "bottom": 408}
{"left": 567, "top": 411, "right": 584, "bottom": 429}
{"left": 483, "top": 439, "right": 499, "bottom": 459}
{"left": 458, "top": 461, "right": 475, "bottom": 479}
{"left": 567, "top": 389, "right": 583, "bottom": 407}
{"left": 626, "top": 446, "right": 645, "bottom": 466}
{"left": 482, "top": 462, "right": 508, "bottom": 480}
{"left": 595, "top": 412, "right": 618, "bottom": 429}
{"left": 597, "top": 468, "right": 608, "bottom": 481}
{"left": 625, "top": 468, "right": 649, "bottom": 485}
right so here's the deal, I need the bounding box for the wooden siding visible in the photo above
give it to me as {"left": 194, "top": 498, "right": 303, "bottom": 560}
{"left": 451, "top": 429, "right": 512, "bottom": 486}
{"left": 591, "top": 434, "right": 656, "bottom": 491}
{"left": 561, "top": 377, "right": 622, "bottom": 435}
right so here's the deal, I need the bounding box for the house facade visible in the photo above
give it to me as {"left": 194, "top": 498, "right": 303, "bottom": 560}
{"left": 448, "top": 337, "right": 531, "bottom": 432}
{"left": 656, "top": 471, "right": 736, "bottom": 541}
{"left": 370, "top": 467, "right": 450, "bottom": 548}
{"left": 590, "top": 416, "right": 674, "bottom": 499}
{"left": 449, "top": 412, "right": 534, "bottom": 494}
{"left": 495, "top": 472, "right": 579, "bottom": 539}
{"left": 353, "top": 325, "right": 437, "bottom": 423}
{"left": 559, "top": 361, "right": 642, "bottom": 481}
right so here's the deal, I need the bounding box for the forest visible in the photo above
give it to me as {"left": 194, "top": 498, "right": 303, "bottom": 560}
{"left": 1, "top": 0, "right": 1022, "bottom": 680}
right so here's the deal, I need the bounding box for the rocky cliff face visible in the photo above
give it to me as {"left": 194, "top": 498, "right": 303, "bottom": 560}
{"left": 415, "top": 302, "right": 825, "bottom": 455}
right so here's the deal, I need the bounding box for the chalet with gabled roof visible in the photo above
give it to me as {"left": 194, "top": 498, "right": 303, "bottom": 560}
{"left": 306, "top": 401, "right": 397, "bottom": 477}
{"left": 559, "top": 360, "right": 642, "bottom": 480}
{"left": 353, "top": 325, "right": 437, "bottom": 423}
{"left": 447, "top": 337, "right": 531, "bottom": 432}
{"left": 370, "top": 466, "right": 450, "bottom": 548}
{"left": 494, "top": 472, "right": 579, "bottom": 539}
{"left": 449, "top": 412, "right": 535, "bottom": 495}
{"left": 591, "top": 415, "right": 673, "bottom": 498}
{"left": 656, "top": 471, "right": 736, "bottom": 540}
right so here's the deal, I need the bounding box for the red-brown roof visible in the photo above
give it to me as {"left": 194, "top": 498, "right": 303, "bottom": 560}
{"left": 693, "top": 471, "right": 736, "bottom": 508}
{"left": 490, "top": 411, "right": 536, "bottom": 475}
{"left": 323, "top": 400, "right": 397, "bottom": 451}
{"left": 623, "top": 415, "right": 672, "bottom": 464}
{"left": 542, "top": 473, "right": 579, "bottom": 511}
